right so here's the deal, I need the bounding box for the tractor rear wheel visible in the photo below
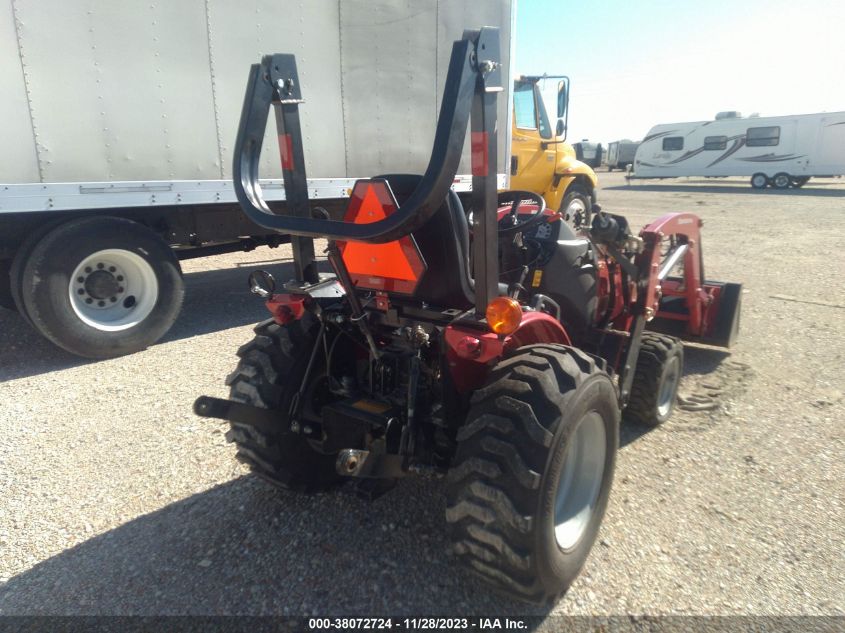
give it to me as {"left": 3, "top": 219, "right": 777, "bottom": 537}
{"left": 446, "top": 345, "right": 619, "bottom": 604}
{"left": 624, "top": 333, "right": 684, "bottom": 427}
{"left": 224, "top": 317, "right": 343, "bottom": 492}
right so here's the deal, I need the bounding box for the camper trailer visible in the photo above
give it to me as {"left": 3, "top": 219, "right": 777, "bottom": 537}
{"left": 606, "top": 140, "right": 639, "bottom": 171}
{"left": 631, "top": 111, "right": 845, "bottom": 188}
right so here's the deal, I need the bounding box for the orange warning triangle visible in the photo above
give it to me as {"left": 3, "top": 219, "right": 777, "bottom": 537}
{"left": 350, "top": 185, "right": 387, "bottom": 224}
{"left": 342, "top": 241, "right": 417, "bottom": 280}
{"left": 339, "top": 180, "right": 426, "bottom": 293}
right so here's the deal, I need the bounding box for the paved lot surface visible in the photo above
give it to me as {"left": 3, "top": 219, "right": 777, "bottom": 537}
{"left": 0, "top": 172, "right": 843, "bottom": 616}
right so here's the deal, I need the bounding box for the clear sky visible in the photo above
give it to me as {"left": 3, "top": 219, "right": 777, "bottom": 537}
{"left": 515, "top": 0, "right": 845, "bottom": 145}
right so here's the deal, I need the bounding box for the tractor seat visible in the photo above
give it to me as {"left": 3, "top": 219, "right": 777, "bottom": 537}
{"left": 377, "top": 174, "right": 506, "bottom": 311}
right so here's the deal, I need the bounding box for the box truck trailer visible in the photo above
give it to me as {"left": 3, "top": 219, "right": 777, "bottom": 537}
{"left": 0, "top": 0, "right": 514, "bottom": 358}
{"left": 631, "top": 110, "right": 845, "bottom": 188}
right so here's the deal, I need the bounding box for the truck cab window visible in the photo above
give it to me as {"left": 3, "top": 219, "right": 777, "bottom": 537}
{"left": 514, "top": 82, "right": 537, "bottom": 129}
{"left": 534, "top": 85, "right": 552, "bottom": 139}
{"left": 746, "top": 126, "right": 780, "bottom": 147}
{"left": 663, "top": 137, "right": 684, "bottom": 151}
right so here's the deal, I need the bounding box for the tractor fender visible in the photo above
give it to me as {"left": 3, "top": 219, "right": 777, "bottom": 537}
{"left": 503, "top": 310, "right": 571, "bottom": 351}
{"left": 445, "top": 311, "right": 571, "bottom": 393}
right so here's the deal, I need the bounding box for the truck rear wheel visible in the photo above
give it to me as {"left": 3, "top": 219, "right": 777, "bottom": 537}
{"left": 0, "top": 261, "right": 13, "bottom": 311}
{"left": 7, "top": 223, "right": 62, "bottom": 321}
{"left": 20, "top": 216, "right": 183, "bottom": 358}
{"left": 624, "top": 333, "right": 684, "bottom": 427}
{"left": 224, "top": 317, "right": 343, "bottom": 492}
{"left": 446, "top": 345, "right": 619, "bottom": 604}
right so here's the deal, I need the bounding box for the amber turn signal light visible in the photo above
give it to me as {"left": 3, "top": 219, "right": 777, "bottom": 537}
{"left": 486, "top": 296, "right": 522, "bottom": 335}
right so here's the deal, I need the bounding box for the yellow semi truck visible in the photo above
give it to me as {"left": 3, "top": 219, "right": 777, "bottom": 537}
{"left": 510, "top": 75, "right": 598, "bottom": 226}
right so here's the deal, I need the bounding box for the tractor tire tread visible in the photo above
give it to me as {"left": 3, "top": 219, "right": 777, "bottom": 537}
{"left": 624, "top": 332, "right": 683, "bottom": 427}
{"left": 446, "top": 344, "right": 608, "bottom": 604}
{"left": 223, "top": 317, "right": 341, "bottom": 493}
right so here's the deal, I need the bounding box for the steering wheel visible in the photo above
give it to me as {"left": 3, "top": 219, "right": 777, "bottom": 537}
{"left": 495, "top": 190, "right": 548, "bottom": 236}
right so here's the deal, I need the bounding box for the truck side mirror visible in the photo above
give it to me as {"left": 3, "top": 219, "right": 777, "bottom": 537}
{"left": 556, "top": 79, "right": 569, "bottom": 118}
{"left": 556, "top": 78, "right": 569, "bottom": 141}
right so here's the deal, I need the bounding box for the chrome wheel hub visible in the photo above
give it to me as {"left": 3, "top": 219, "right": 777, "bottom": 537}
{"left": 658, "top": 356, "right": 681, "bottom": 418}
{"left": 69, "top": 249, "right": 158, "bottom": 331}
{"left": 554, "top": 411, "right": 606, "bottom": 550}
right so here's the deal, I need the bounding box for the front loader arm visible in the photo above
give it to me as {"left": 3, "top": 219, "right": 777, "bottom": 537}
{"left": 636, "top": 212, "right": 707, "bottom": 334}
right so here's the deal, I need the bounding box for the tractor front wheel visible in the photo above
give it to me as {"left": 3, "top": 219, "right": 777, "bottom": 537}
{"left": 224, "top": 317, "right": 343, "bottom": 492}
{"left": 624, "top": 333, "right": 684, "bottom": 427}
{"left": 446, "top": 345, "right": 619, "bottom": 604}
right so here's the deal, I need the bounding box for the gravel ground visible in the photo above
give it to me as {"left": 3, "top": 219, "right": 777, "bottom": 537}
{"left": 0, "top": 172, "right": 843, "bottom": 616}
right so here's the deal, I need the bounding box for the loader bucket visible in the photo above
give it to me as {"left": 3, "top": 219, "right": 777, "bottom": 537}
{"left": 648, "top": 280, "right": 742, "bottom": 348}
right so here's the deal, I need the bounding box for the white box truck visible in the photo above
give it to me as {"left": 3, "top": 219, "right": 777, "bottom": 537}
{"left": 0, "top": 0, "right": 514, "bottom": 358}
{"left": 630, "top": 110, "right": 845, "bottom": 188}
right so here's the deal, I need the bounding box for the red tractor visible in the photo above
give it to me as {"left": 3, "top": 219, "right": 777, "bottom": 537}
{"left": 195, "top": 28, "right": 741, "bottom": 604}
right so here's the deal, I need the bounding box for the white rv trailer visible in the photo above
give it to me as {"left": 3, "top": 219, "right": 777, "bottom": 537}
{"left": 0, "top": 0, "right": 515, "bottom": 358}
{"left": 631, "top": 111, "right": 845, "bottom": 188}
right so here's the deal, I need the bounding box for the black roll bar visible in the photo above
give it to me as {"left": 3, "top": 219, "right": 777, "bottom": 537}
{"left": 232, "top": 28, "right": 501, "bottom": 245}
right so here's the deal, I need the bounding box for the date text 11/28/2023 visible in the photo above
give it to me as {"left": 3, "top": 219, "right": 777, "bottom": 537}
{"left": 308, "top": 617, "right": 528, "bottom": 630}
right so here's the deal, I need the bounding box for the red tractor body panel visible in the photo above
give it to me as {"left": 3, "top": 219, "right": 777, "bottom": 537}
{"left": 444, "top": 311, "right": 570, "bottom": 393}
